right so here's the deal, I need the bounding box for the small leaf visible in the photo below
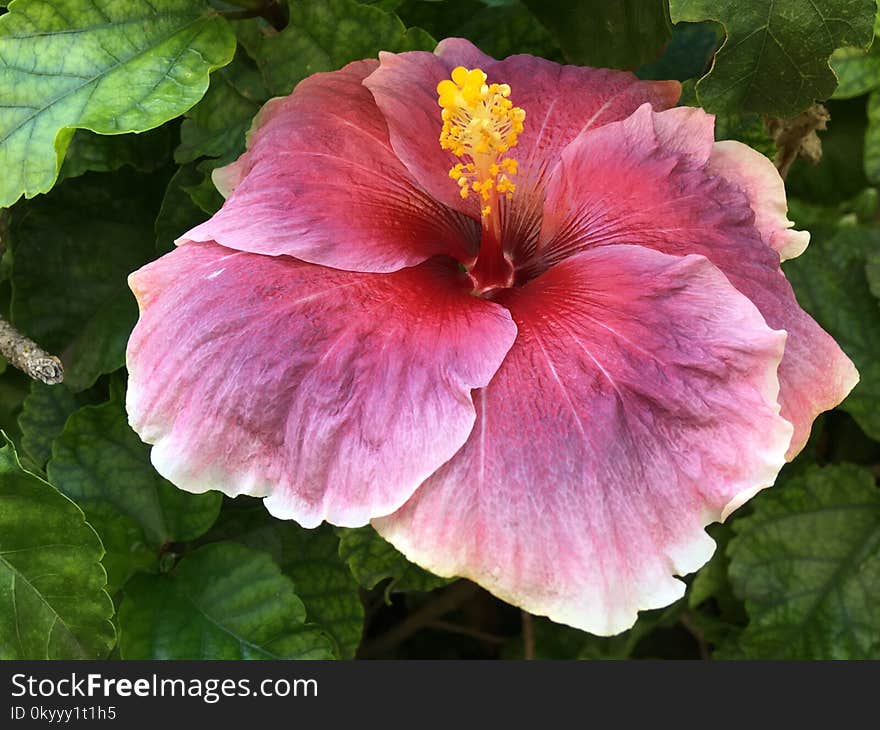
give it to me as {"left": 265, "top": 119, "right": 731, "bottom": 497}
{"left": 8, "top": 168, "right": 165, "bottom": 391}
{"left": 337, "top": 526, "right": 451, "bottom": 593}
{"left": 205, "top": 506, "right": 364, "bottom": 659}
{"left": 181, "top": 161, "right": 225, "bottom": 214}
{"left": 522, "top": 0, "right": 672, "bottom": 69}
{"left": 60, "top": 127, "right": 173, "bottom": 181}
{"left": 0, "top": 436, "right": 115, "bottom": 659}
{"left": 175, "top": 52, "right": 268, "bottom": 166}
{"left": 118, "top": 542, "right": 334, "bottom": 659}
{"left": 47, "top": 395, "right": 222, "bottom": 591}
{"left": 637, "top": 21, "right": 721, "bottom": 82}
{"left": 670, "top": 0, "right": 877, "bottom": 116}
{"left": 155, "top": 163, "right": 211, "bottom": 254}
{"left": 0, "top": 0, "right": 236, "bottom": 207}
{"left": 688, "top": 524, "right": 734, "bottom": 609}
{"left": 241, "top": 0, "right": 435, "bottom": 96}
{"left": 830, "top": 12, "right": 880, "bottom": 99}
{"left": 728, "top": 464, "right": 880, "bottom": 659}
{"left": 17, "top": 381, "right": 93, "bottom": 469}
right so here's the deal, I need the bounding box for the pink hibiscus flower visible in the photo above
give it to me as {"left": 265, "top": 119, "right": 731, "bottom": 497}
{"left": 126, "top": 38, "right": 858, "bottom": 635}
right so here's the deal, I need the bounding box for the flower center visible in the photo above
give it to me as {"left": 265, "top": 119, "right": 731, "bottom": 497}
{"left": 437, "top": 67, "right": 526, "bottom": 295}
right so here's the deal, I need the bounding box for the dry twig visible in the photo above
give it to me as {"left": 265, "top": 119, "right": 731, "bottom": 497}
{"left": 0, "top": 315, "right": 63, "bottom": 384}
{"left": 765, "top": 103, "right": 830, "bottom": 179}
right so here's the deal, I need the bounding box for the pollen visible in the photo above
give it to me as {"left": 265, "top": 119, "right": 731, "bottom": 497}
{"left": 437, "top": 67, "right": 525, "bottom": 217}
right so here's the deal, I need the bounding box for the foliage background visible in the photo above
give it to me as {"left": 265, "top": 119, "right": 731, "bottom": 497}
{"left": 1, "top": 0, "right": 879, "bottom": 660}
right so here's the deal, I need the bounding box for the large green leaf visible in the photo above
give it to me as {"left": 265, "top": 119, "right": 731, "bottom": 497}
{"left": 670, "top": 0, "right": 876, "bottom": 116}
{"left": 727, "top": 465, "right": 880, "bottom": 659}
{"left": 337, "top": 526, "right": 451, "bottom": 594}
{"left": 8, "top": 168, "right": 164, "bottom": 391}
{"left": 47, "top": 395, "right": 222, "bottom": 592}
{"left": 205, "top": 506, "right": 364, "bottom": 659}
{"left": 522, "top": 0, "right": 672, "bottom": 69}
{"left": 17, "top": 381, "right": 93, "bottom": 469}
{"left": 0, "top": 436, "right": 115, "bottom": 658}
{"left": 175, "top": 52, "right": 268, "bottom": 165}
{"left": 119, "top": 542, "right": 334, "bottom": 659}
{"left": 240, "top": 0, "right": 435, "bottom": 95}
{"left": 154, "top": 162, "right": 211, "bottom": 254}
{"left": 60, "top": 127, "right": 173, "bottom": 181}
{"left": 0, "top": 0, "right": 235, "bottom": 208}
{"left": 783, "top": 216, "right": 880, "bottom": 440}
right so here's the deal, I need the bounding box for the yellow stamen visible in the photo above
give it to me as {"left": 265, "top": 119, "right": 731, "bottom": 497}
{"left": 437, "top": 66, "right": 525, "bottom": 217}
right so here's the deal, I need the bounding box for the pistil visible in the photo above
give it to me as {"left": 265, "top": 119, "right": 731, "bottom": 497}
{"left": 436, "top": 67, "right": 525, "bottom": 294}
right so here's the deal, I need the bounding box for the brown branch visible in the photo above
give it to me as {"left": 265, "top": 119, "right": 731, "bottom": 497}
{"left": 425, "top": 619, "right": 508, "bottom": 645}
{"left": 521, "top": 610, "right": 535, "bottom": 660}
{"left": 765, "top": 103, "right": 830, "bottom": 179}
{"left": 357, "top": 580, "right": 480, "bottom": 658}
{"left": 0, "top": 315, "right": 63, "bottom": 384}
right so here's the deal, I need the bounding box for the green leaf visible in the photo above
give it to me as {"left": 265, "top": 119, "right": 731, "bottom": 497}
{"left": 241, "top": 0, "right": 435, "bottom": 96}
{"left": 867, "top": 245, "right": 880, "bottom": 298}
{"left": 155, "top": 163, "right": 211, "bottom": 254}
{"left": 0, "top": 0, "right": 236, "bottom": 208}
{"left": 47, "top": 395, "right": 222, "bottom": 591}
{"left": 83, "top": 501, "right": 155, "bottom": 595}
{"left": 678, "top": 80, "right": 776, "bottom": 158}
{"left": 688, "top": 524, "right": 734, "bottom": 609}
{"left": 522, "top": 0, "right": 672, "bottom": 69}
{"left": 337, "top": 526, "right": 451, "bottom": 594}
{"left": 8, "top": 168, "right": 164, "bottom": 391}
{"left": 866, "top": 91, "right": 880, "bottom": 182}
{"left": 181, "top": 160, "right": 225, "bottom": 214}
{"left": 119, "top": 542, "right": 335, "bottom": 659}
{"left": 830, "top": 12, "right": 880, "bottom": 99}
{"left": 727, "top": 464, "right": 880, "bottom": 659}
{"left": 783, "top": 216, "right": 880, "bottom": 440}
{"left": 396, "top": 0, "right": 562, "bottom": 61}
{"left": 831, "top": 50, "right": 880, "bottom": 99}
{"left": 17, "top": 381, "right": 92, "bottom": 469}
{"left": 0, "top": 436, "right": 115, "bottom": 658}
{"left": 175, "top": 52, "right": 268, "bottom": 165}
{"left": 60, "top": 127, "right": 173, "bottom": 181}
{"left": 205, "top": 506, "right": 364, "bottom": 659}
{"left": 670, "top": 0, "right": 877, "bottom": 116}
{"left": 0, "top": 368, "right": 29, "bottom": 443}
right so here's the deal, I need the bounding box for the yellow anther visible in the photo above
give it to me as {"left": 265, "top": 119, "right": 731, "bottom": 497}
{"left": 437, "top": 66, "right": 525, "bottom": 218}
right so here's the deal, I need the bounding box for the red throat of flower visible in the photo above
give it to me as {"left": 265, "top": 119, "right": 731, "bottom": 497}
{"left": 437, "top": 67, "right": 526, "bottom": 295}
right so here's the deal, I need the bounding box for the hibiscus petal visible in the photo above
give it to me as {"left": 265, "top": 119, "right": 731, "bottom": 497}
{"left": 538, "top": 104, "right": 858, "bottom": 457}
{"left": 487, "top": 54, "right": 681, "bottom": 181}
{"left": 127, "top": 243, "right": 516, "bottom": 528}
{"left": 434, "top": 37, "right": 495, "bottom": 69}
{"left": 363, "top": 43, "right": 680, "bottom": 220}
{"left": 375, "top": 245, "right": 792, "bottom": 635}
{"left": 181, "top": 60, "right": 478, "bottom": 273}
{"left": 708, "top": 140, "right": 810, "bottom": 261}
